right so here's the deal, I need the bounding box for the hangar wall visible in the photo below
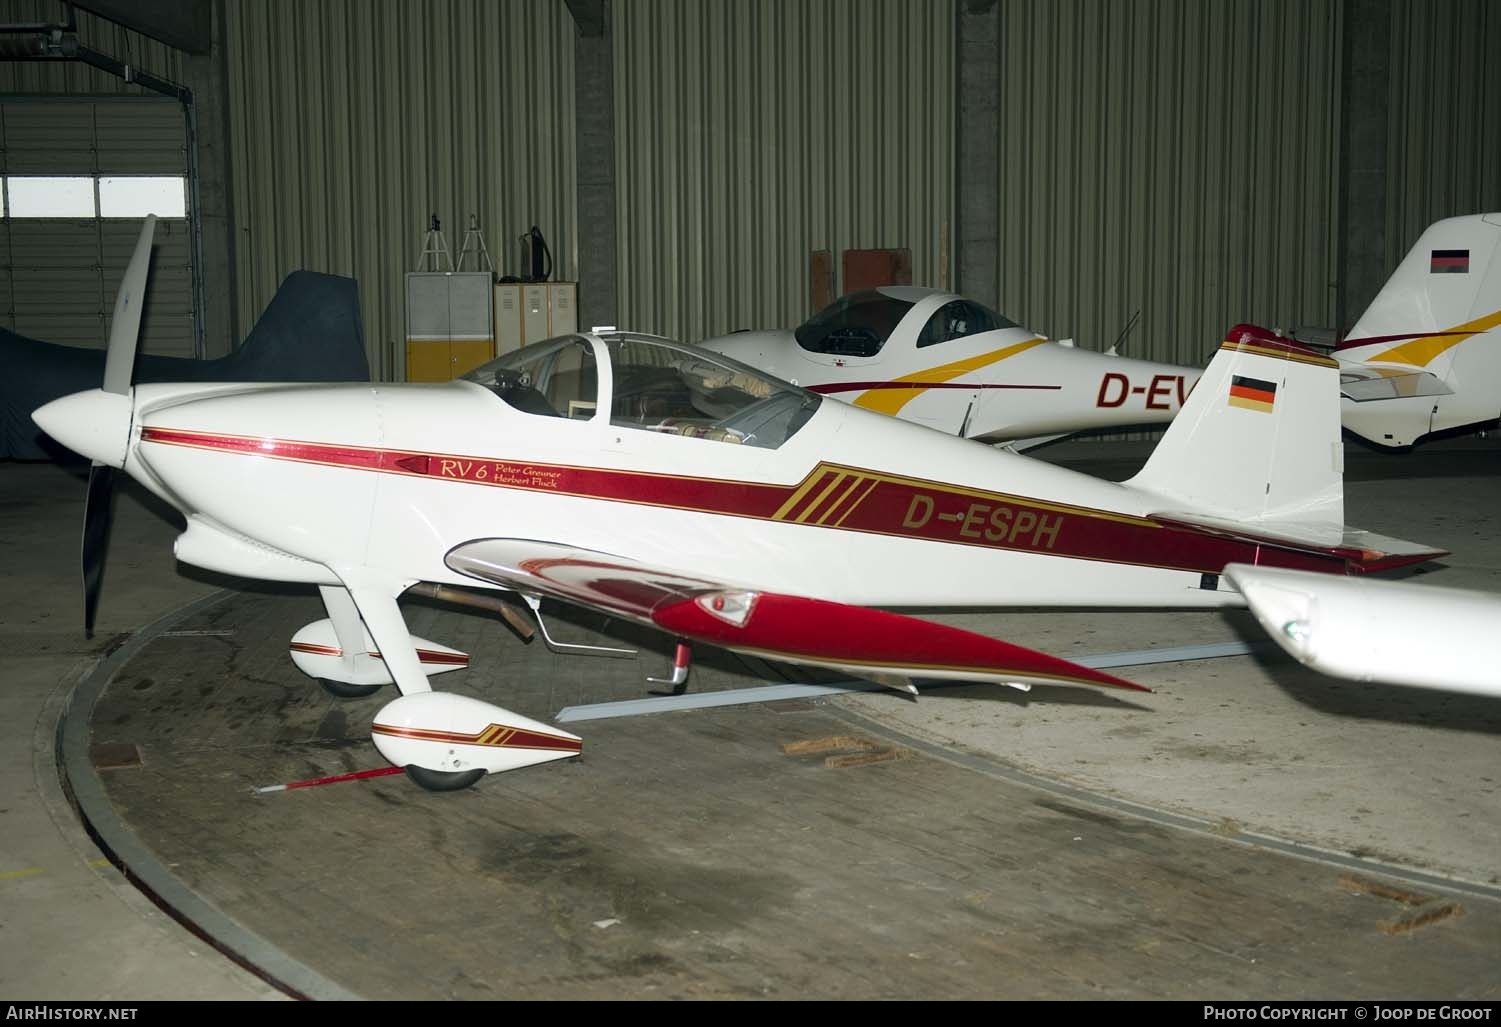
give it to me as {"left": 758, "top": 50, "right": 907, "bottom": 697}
{"left": 0, "top": 2, "right": 184, "bottom": 94}
{"left": 612, "top": 0, "right": 955, "bottom": 343}
{"left": 0, "top": 98, "right": 195, "bottom": 354}
{"left": 991, "top": 0, "right": 1343, "bottom": 368}
{"left": 1385, "top": 0, "right": 1501, "bottom": 267}
{"left": 223, "top": 0, "right": 577, "bottom": 380}
{"left": 6, "top": 1, "right": 1495, "bottom": 383}
{"left": 0, "top": 2, "right": 193, "bottom": 358}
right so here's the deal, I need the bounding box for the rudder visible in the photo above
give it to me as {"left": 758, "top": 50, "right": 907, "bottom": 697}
{"left": 1127, "top": 325, "right": 1343, "bottom": 526}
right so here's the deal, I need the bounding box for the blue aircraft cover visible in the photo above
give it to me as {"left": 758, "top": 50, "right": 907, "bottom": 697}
{"left": 3, "top": 270, "right": 370, "bottom": 460}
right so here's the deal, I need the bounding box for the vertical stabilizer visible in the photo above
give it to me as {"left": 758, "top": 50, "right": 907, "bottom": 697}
{"left": 1342, "top": 213, "right": 1501, "bottom": 358}
{"left": 1337, "top": 214, "right": 1501, "bottom": 446}
{"left": 1127, "top": 325, "right": 1343, "bottom": 526}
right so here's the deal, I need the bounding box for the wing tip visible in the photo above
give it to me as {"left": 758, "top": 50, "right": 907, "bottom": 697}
{"left": 1081, "top": 670, "right": 1152, "bottom": 694}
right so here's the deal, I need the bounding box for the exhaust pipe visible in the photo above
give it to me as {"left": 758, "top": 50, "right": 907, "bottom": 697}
{"left": 405, "top": 583, "right": 536, "bottom": 643}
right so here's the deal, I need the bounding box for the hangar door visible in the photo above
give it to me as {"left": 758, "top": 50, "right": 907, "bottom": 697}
{"left": 0, "top": 97, "right": 194, "bottom": 356}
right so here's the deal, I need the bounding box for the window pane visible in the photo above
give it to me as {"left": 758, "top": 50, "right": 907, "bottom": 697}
{"left": 99, "top": 176, "right": 186, "bottom": 217}
{"left": 7, "top": 176, "right": 96, "bottom": 217}
{"left": 463, "top": 336, "right": 599, "bottom": 419}
{"left": 794, "top": 290, "right": 914, "bottom": 357}
{"left": 605, "top": 335, "right": 820, "bottom": 449}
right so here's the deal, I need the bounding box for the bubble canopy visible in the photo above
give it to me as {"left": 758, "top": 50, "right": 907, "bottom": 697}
{"left": 462, "top": 331, "right": 822, "bottom": 450}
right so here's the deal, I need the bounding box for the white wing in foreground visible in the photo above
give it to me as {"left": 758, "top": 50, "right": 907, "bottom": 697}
{"left": 1226, "top": 564, "right": 1501, "bottom": 697}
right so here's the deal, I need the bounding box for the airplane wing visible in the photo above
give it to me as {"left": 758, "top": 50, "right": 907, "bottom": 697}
{"left": 1225, "top": 564, "right": 1499, "bottom": 697}
{"left": 445, "top": 538, "right": 1147, "bottom": 694}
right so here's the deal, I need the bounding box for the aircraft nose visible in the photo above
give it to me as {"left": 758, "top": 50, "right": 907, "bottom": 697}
{"left": 32, "top": 389, "right": 134, "bottom": 467}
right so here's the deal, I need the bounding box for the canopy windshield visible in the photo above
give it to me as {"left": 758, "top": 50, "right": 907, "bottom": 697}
{"left": 793, "top": 290, "right": 915, "bottom": 357}
{"left": 464, "top": 333, "right": 821, "bottom": 450}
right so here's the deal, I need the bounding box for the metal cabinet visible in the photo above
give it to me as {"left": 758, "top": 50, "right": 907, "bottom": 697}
{"left": 494, "top": 281, "right": 578, "bottom": 355}
{"left": 405, "top": 271, "right": 494, "bottom": 381}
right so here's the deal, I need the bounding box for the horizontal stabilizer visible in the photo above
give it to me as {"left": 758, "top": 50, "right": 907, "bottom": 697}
{"left": 446, "top": 538, "right": 1148, "bottom": 693}
{"left": 1338, "top": 364, "right": 1452, "bottom": 403}
{"left": 1152, "top": 512, "right": 1448, "bottom": 574}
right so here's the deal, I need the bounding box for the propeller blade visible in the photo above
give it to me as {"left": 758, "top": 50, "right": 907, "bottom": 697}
{"left": 102, "top": 215, "right": 157, "bottom": 396}
{"left": 82, "top": 463, "right": 116, "bottom": 638}
{"left": 77, "top": 216, "right": 153, "bottom": 635}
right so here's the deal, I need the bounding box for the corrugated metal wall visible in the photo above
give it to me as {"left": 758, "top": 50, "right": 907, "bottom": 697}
{"left": 0, "top": 211, "right": 195, "bottom": 353}
{"left": 1386, "top": 0, "right": 1501, "bottom": 270}
{"left": 0, "top": 0, "right": 184, "bottom": 95}
{"left": 11, "top": 0, "right": 1483, "bottom": 379}
{"left": 224, "top": 0, "right": 577, "bottom": 380}
{"left": 0, "top": 3, "right": 194, "bottom": 356}
{"left": 0, "top": 96, "right": 193, "bottom": 355}
{"left": 613, "top": 0, "right": 954, "bottom": 343}
{"left": 994, "top": 0, "right": 1343, "bottom": 368}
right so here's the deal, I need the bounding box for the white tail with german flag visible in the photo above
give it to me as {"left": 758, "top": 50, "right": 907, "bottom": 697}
{"left": 1343, "top": 213, "right": 1501, "bottom": 351}
{"left": 1336, "top": 213, "right": 1501, "bottom": 448}
{"left": 1127, "top": 324, "right": 1344, "bottom": 526}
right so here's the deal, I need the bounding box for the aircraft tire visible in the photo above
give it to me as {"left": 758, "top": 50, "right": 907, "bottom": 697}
{"left": 404, "top": 765, "right": 486, "bottom": 791}
{"left": 319, "top": 678, "right": 384, "bottom": 699}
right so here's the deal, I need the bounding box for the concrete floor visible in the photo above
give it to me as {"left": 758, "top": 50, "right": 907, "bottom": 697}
{"left": 843, "top": 439, "right": 1501, "bottom": 889}
{"left": 2, "top": 435, "right": 1499, "bottom": 999}
{"left": 0, "top": 461, "right": 281, "bottom": 1000}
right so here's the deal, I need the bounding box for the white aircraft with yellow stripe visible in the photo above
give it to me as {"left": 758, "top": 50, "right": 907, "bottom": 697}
{"left": 699, "top": 287, "right": 1200, "bottom": 445}
{"left": 704, "top": 214, "right": 1501, "bottom": 454}
{"left": 1336, "top": 213, "right": 1501, "bottom": 449}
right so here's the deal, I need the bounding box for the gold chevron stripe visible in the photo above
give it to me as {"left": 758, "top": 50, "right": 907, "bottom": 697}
{"left": 1365, "top": 308, "right": 1501, "bottom": 367}
{"left": 772, "top": 468, "right": 832, "bottom": 520}
{"left": 817, "top": 475, "right": 867, "bottom": 525}
{"left": 794, "top": 472, "right": 849, "bottom": 524}
{"left": 834, "top": 478, "right": 882, "bottom": 526}
{"left": 852, "top": 337, "right": 1047, "bottom": 415}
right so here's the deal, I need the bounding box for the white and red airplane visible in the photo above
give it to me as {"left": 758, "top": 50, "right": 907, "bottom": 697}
{"left": 1226, "top": 565, "right": 1499, "bottom": 698}
{"left": 34, "top": 218, "right": 1444, "bottom": 790}
{"left": 1335, "top": 212, "right": 1501, "bottom": 449}
{"left": 699, "top": 287, "right": 1199, "bottom": 445}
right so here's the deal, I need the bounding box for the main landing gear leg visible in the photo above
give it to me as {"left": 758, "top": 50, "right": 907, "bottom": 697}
{"left": 345, "top": 585, "right": 432, "bottom": 698}
{"left": 345, "top": 576, "right": 585, "bottom": 792}
{"left": 348, "top": 584, "right": 472, "bottom": 791}
{"left": 346, "top": 579, "right": 584, "bottom": 792}
{"left": 317, "top": 584, "right": 383, "bottom": 699}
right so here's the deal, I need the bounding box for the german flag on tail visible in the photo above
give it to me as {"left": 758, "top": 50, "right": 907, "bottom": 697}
{"left": 1431, "top": 249, "right": 1469, "bottom": 274}
{"left": 1228, "top": 375, "right": 1277, "bottom": 413}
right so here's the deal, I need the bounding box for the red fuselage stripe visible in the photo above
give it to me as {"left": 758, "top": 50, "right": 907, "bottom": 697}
{"left": 806, "top": 381, "right": 1063, "bottom": 394}
{"left": 139, "top": 426, "right": 1420, "bottom": 576}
